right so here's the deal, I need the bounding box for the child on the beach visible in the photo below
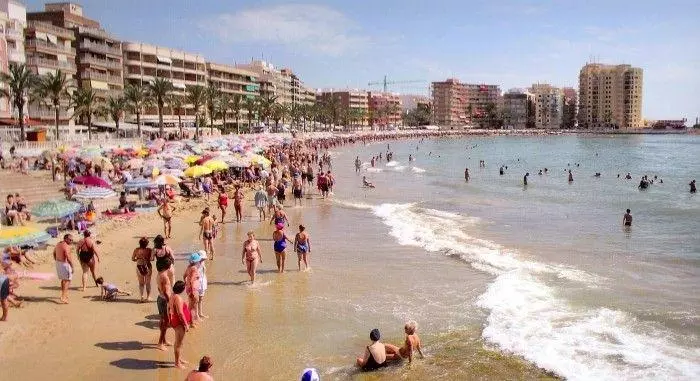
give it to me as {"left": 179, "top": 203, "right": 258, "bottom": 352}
{"left": 96, "top": 277, "right": 131, "bottom": 300}
{"left": 399, "top": 321, "right": 425, "bottom": 363}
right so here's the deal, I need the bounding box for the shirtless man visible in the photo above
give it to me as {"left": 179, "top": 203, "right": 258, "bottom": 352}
{"left": 241, "top": 231, "right": 262, "bottom": 284}
{"left": 623, "top": 209, "right": 632, "bottom": 227}
{"left": 199, "top": 210, "right": 215, "bottom": 259}
{"left": 185, "top": 356, "right": 214, "bottom": 381}
{"left": 399, "top": 321, "right": 425, "bottom": 363}
{"left": 232, "top": 185, "right": 244, "bottom": 223}
{"left": 156, "top": 263, "right": 172, "bottom": 351}
{"left": 292, "top": 176, "right": 303, "bottom": 207}
{"left": 53, "top": 234, "right": 74, "bottom": 304}
{"left": 464, "top": 168, "right": 470, "bottom": 182}
{"left": 157, "top": 200, "right": 176, "bottom": 238}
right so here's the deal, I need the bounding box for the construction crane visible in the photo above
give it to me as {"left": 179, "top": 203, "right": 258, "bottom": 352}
{"left": 368, "top": 75, "right": 425, "bottom": 93}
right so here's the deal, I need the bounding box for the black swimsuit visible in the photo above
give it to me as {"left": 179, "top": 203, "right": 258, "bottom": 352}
{"left": 362, "top": 346, "right": 387, "bottom": 371}
{"left": 78, "top": 242, "right": 94, "bottom": 263}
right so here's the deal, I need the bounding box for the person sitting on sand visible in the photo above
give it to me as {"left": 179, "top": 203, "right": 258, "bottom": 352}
{"left": 356, "top": 328, "right": 401, "bottom": 371}
{"left": 95, "top": 277, "right": 131, "bottom": 300}
{"left": 185, "top": 356, "right": 214, "bottom": 381}
{"left": 399, "top": 321, "right": 425, "bottom": 363}
{"left": 362, "top": 176, "right": 375, "bottom": 188}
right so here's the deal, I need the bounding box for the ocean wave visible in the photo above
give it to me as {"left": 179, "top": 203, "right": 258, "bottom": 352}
{"left": 411, "top": 167, "right": 427, "bottom": 173}
{"left": 365, "top": 167, "right": 383, "bottom": 173}
{"left": 385, "top": 160, "right": 400, "bottom": 167}
{"left": 371, "top": 202, "right": 700, "bottom": 381}
{"left": 390, "top": 165, "right": 406, "bottom": 172}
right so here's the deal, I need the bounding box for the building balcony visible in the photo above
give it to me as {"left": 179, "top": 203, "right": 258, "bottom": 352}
{"left": 27, "top": 57, "right": 77, "bottom": 72}
{"left": 82, "top": 71, "right": 122, "bottom": 84}
{"left": 8, "top": 49, "right": 25, "bottom": 63}
{"left": 77, "top": 26, "right": 117, "bottom": 42}
{"left": 5, "top": 28, "right": 23, "bottom": 41}
{"left": 26, "top": 21, "right": 75, "bottom": 40}
{"left": 80, "top": 40, "right": 121, "bottom": 56}
{"left": 79, "top": 55, "right": 122, "bottom": 70}
{"left": 26, "top": 39, "right": 77, "bottom": 56}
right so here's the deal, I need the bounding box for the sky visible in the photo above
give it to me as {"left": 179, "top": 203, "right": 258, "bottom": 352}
{"left": 22, "top": 0, "right": 700, "bottom": 120}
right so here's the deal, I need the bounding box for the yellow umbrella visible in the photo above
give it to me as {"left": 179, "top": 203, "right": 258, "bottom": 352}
{"left": 184, "top": 165, "right": 213, "bottom": 178}
{"left": 185, "top": 155, "right": 201, "bottom": 165}
{"left": 204, "top": 160, "right": 229, "bottom": 171}
{"left": 250, "top": 154, "right": 271, "bottom": 167}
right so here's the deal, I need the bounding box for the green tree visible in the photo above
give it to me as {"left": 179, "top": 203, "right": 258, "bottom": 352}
{"left": 103, "top": 96, "right": 127, "bottom": 136}
{"left": 124, "top": 83, "right": 149, "bottom": 137}
{"left": 148, "top": 78, "right": 174, "bottom": 136}
{"left": 0, "top": 64, "right": 38, "bottom": 141}
{"left": 34, "top": 69, "right": 71, "bottom": 140}
{"left": 205, "top": 82, "right": 220, "bottom": 134}
{"left": 244, "top": 97, "right": 258, "bottom": 130}
{"left": 258, "top": 93, "right": 278, "bottom": 126}
{"left": 185, "top": 85, "right": 206, "bottom": 139}
{"left": 217, "top": 93, "right": 233, "bottom": 133}
{"left": 230, "top": 95, "right": 242, "bottom": 134}
{"left": 168, "top": 94, "right": 184, "bottom": 137}
{"left": 70, "top": 88, "right": 100, "bottom": 140}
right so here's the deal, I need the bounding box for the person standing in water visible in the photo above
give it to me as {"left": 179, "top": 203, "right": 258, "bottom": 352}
{"left": 254, "top": 185, "right": 268, "bottom": 221}
{"left": 464, "top": 168, "right": 470, "bottom": 182}
{"left": 690, "top": 180, "right": 697, "bottom": 193}
{"left": 232, "top": 184, "right": 244, "bottom": 223}
{"left": 199, "top": 210, "right": 215, "bottom": 259}
{"left": 241, "top": 231, "right": 262, "bottom": 284}
{"left": 523, "top": 172, "right": 529, "bottom": 186}
{"left": 217, "top": 187, "right": 228, "bottom": 223}
{"left": 294, "top": 225, "right": 311, "bottom": 271}
{"left": 623, "top": 209, "right": 633, "bottom": 227}
{"left": 568, "top": 169, "right": 574, "bottom": 183}
{"left": 272, "top": 224, "right": 293, "bottom": 273}
{"left": 355, "top": 156, "right": 361, "bottom": 173}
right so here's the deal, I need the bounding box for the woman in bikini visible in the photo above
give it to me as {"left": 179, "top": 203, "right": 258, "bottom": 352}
{"left": 294, "top": 225, "right": 311, "bottom": 271}
{"left": 272, "top": 224, "right": 293, "bottom": 273}
{"left": 153, "top": 235, "right": 175, "bottom": 284}
{"left": 232, "top": 185, "right": 244, "bottom": 223}
{"left": 131, "top": 237, "right": 153, "bottom": 302}
{"left": 217, "top": 187, "right": 228, "bottom": 223}
{"left": 77, "top": 230, "right": 100, "bottom": 292}
{"left": 169, "top": 280, "right": 192, "bottom": 369}
{"left": 241, "top": 231, "right": 262, "bottom": 284}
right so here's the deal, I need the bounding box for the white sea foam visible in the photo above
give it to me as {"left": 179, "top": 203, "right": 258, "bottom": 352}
{"left": 385, "top": 160, "right": 399, "bottom": 167}
{"left": 390, "top": 165, "right": 406, "bottom": 172}
{"left": 371, "top": 203, "right": 700, "bottom": 381}
{"left": 331, "top": 199, "right": 374, "bottom": 211}
{"left": 365, "top": 167, "right": 383, "bottom": 173}
{"left": 411, "top": 167, "right": 427, "bottom": 173}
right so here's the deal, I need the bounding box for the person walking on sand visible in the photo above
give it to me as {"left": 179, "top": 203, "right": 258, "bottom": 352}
{"left": 185, "top": 356, "right": 214, "bottom": 381}
{"left": 292, "top": 175, "right": 303, "bottom": 206}
{"left": 199, "top": 210, "right": 215, "bottom": 259}
{"left": 169, "top": 280, "right": 192, "bottom": 369}
{"left": 157, "top": 200, "right": 176, "bottom": 238}
{"left": 132, "top": 237, "right": 153, "bottom": 302}
{"left": 217, "top": 187, "right": 228, "bottom": 223}
{"left": 272, "top": 224, "right": 293, "bottom": 273}
{"left": 399, "top": 321, "right": 425, "bottom": 363}
{"left": 53, "top": 234, "right": 74, "bottom": 304}
{"left": 153, "top": 235, "right": 175, "bottom": 284}
{"left": 232, "top": 184, "right": 244, "bottom": 223}
{"left": 294, "top": 225, "right": 311, "bottom": 271}
{"left": 76, "top": 230, "right": 100, "bottom": 291}
{"left": 623, "top": 209, "right": 633, "bottom": 227}
{"left": 254, "top": 185, "right": 268, "bottom": 221}
{"left": 464, "top": 167, "right": 469, "bottom": 182}
{"left": 184, "top": 253, "right": 202, "bottom": 327}
{"left": 523, "top": 172, "right": 529, "bottom": 186}
{"left": 156, "top": 259, "right": 172, "bottom": 351}
{"left": 266, "top": 181, "right": 278, "bottom": 213}
{"left": 241, "top": 231, "right": 262, "bottom": 284}
{"left": 355, "top": 156, "right": 361, "bottom": 173}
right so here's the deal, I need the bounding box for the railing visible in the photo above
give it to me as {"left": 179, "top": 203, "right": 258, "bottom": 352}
{"left": 80, "top": 40, "right": 121, "bottom": 56}
{"left": 5, "top": 27, "right": 23, "bottom": 40}
{"left": 83, "top": 71, "right": 122, "bottom": 84}
{"left": 26, "top": 57, "right": 77, "bottom": 71}
{"left": 0, "top": 136, "right": 147, "bottom": 153}
{"left": 77, "top": 26, "right": 115, "bottom": 41}
{"left": 27, "top": 21, "right": 75, "bottom": 40}
{"left": 26, "top": 39, "right": 76, "bottom": 55}
{"left": 79, "top": 55, "right": 122, "bottom": 70}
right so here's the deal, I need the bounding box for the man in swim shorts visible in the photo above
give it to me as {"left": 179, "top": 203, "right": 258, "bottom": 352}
{"left": 157, "top": 200, "right": 176, "bottom": 238}
{"left": 53, "top": 234, "right": 74, "bottom": 304}
{"left": 156, "top": 263, "right": 172, "bottom": 351}
{"left": 199, "top": 210, "right": 215, "bottom": 259}
{"left": 623, "top": 209, "right": 632, "bottom": 227}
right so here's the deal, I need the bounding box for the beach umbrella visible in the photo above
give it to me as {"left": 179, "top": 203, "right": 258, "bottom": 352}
{"left": 127, "top": 158, "right": 144, "bottom": 169}
{"left": 204, "top": 160, "right": 228, "bottom": 171}
{"left": 73, "top": 187, "right": 117, "bottom": 200}
{"left": 91, "top": 156, "right": 114, "bottom": 171}
{"left": 73, "top": 175, "right": 111, "bottom": 189}
{"left": 184, "top": 155, "right": 201, "bottom": 164}
{"left": 32, "top": 199, "right": 82, "bottom": 219}
{"left": 184, "top": 165, "right": 212, "bottom": 178}
{"left": 225, "top": 156, "right": 249, "bottom": 168}
{"left": 250, "top": 154, "right": 271, "bottom": 167}
{"left": 0, "top": 226, "right": 52, "bottom": 247}
{"left": 124, "top": 178, "right": 155, "bottom": 189}
{"left": 144, "top": 158, "right": 165, "bottom": 169}
{"left": 165, "top": 158, "right": 187, "bottom": 170}
{"left": 160, "top": 168, "right": 185, "bottom": 177}
{"left": 154, "top": 174, "right": 182, "bottom": 185}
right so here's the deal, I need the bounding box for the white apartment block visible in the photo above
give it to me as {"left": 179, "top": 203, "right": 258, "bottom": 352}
{"left": 529, "top": 83, "right": 563, "bottom": 129}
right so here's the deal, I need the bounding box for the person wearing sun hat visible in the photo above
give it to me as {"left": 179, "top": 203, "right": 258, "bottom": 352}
{"left": 184, "top": 251, "right": 207, "bottom": 325}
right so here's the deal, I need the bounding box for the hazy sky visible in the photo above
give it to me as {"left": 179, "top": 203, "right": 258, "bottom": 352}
{"left": 22, "top": 0, "right": 700, "bottom": 119}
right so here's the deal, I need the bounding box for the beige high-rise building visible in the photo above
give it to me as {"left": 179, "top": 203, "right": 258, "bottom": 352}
{"left": 205, "top": 61, "right": 259, "bottom": 129}
{"left": 529, "top": 83, "right": 563, "bottom": 129}
{"left": 317, "top": 90, "right": 369, "bottom": 126}
{"left": 236, "top": 60, "right": 294, "bottom": 104}
{"left": 123, "top": 41, "right": 206, "bottom": 128}
{"left": 1, "top": 0, "right": 26, "bottom": 123}
{"left": 369, "top": 92, "right": 402, "bottom": 127}
{"left": 431, "top": 79, "right": 467, "bottom": 126}
{"left": 578, "top": 63, "right": 643, "bottom": 129}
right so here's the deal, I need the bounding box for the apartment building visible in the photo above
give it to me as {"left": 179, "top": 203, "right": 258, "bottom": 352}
{"left": 529, "top": 83, "right": 563, "bottom": 129}
{"left": 431, "top": 79, "right": 467, "bottom": 126}
{"left": 399, "top": 94, "right": 430, "bottom": 112}
{"left": 205, "top": 61, "right": 259, "bottom": 129}
{"left": 123, "top": 41, "right": 206, "bottom": 128}
{"left": 0, "top": 11, "right": 10, "bottom": 119}
{"left": 501, "top": 91, "right": 530, "bottom": 129}
{"left": 298, "top": 86, "right": 317, "bottom": 107}
{"left": 28, "top": 3, "right": 123, "bottom": 102}
{"left": 562, "top": 87, "right": 577, "bottom": 129}
{"left": 236, "top": 60, "right": 295, "bottom": 104}
{"left": 464, "top": 83, "right": 501, "bottom": 128}
{"left": 317, "top": 90, "right": 369, "bottom": 126}
{"left": 578, "top": 63, "right": 643, "bottom": 129}
{"left": 369, "top": 92, "right": 402, "bottom": 127}
{"left": 0, "top": 0, "right": 25, "bottom": 122}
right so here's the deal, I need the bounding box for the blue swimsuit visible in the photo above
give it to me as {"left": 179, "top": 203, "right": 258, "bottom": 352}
{"left": 274, "top": 235, "right": 287, "bottom": 252}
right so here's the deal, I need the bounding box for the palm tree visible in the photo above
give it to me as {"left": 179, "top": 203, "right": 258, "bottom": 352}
{"left": 70, "top": 88, "right": 99, "bottom": 140}
{"left": 205, "top": 82, "right": 220, "bottom": 134}
{"left": 103, "top": 96, "right": 127, "bottom": 137}
{"left": 185, "top": 85, "right": 206, "bottom": 139}
{"left": 258, "top": 93, "right": 278, "bottom": 126}
{"left": 271, "top": 103, "right": 283, "bottom": 130}
{"left": 124, "top": 83, "right": 149, "bottom": 136}
{"left": 0, "top": 64, "right": 38, "bottom": 141}
{"left": 244, "top": 97, "right": 258, "bottom": 131}
{"left": 231, "top": 95, "right": 242, "bottom": 134}
{"left": 148, "top": 78, "right": 174, "bottom": 136}
{"left": 33, "top": 69, "right": 71, "bottom": 140}
{"left": 217, "top": 93, "right": 234, "bottom": 133}
{"left": 168, "top": 94, "right": 185, "bottom": 137}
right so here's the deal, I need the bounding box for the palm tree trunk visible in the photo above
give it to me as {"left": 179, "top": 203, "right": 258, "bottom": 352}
{"left": 209, "top": 111, "right": 214, "bottom": 134}
{"left": 54, "top": 106, "right": 60, "bottom": 140}
{"left": 136, "top": 112, "right": 141, "bottom": 137}
{"left": 18, "top": 104, "right": 26, "bottom": 142}
{"left": 158, "top": 104, "right": 164, "bottom": 137}
{"left": 194, "top": 114, "right": 200, "bottom": 139}
{"left": 87, "top": 114, "right": 92, "bottom": 140}
{"left": 222, "top": 114, "right": 227, "bottom": 135}
{"left": 177, "top": 114, "right": 182, "bottom": 138}
{"left": 235, "top": 115, "right": 239, "bottom": 135}
{"left": 116, "top": 119, "right": 120, "bottom": 136}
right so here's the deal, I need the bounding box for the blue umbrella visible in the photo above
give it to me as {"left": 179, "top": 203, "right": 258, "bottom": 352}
{"left": 73, "top": 187, "right": 117, "bottom": 200}
{"left": 124, "top": 178, "right": 156, "bottom": 190}
{"left": 32, "top": 199, "right": 82, "bottom": 219}
{"left": 0, "top": 227, "right": 52, "bottom": 247}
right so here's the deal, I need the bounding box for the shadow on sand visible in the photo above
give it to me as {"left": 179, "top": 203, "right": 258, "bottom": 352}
{"left": 110, "top": 358, "right": 172, "bottom": 370}
{"left": 95, "top": 341, "right": 157, "bottom": 351}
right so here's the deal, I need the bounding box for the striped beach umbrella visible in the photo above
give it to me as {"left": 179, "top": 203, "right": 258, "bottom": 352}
{"left": 124, "top": 178, "right": 155, "bottom": 189}
{"left": 73, "top": 187, "right": 117, "bottom": 200}
{"left": 0, "top": 226, "right": 52, "bottom": 247}
{"left": 32, "top": 199, "right": 82, "bottom": 219}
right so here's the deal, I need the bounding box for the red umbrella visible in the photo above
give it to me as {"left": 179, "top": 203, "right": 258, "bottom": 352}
{"left": 72, "top": 176, "right": 111, "bottom": 189}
